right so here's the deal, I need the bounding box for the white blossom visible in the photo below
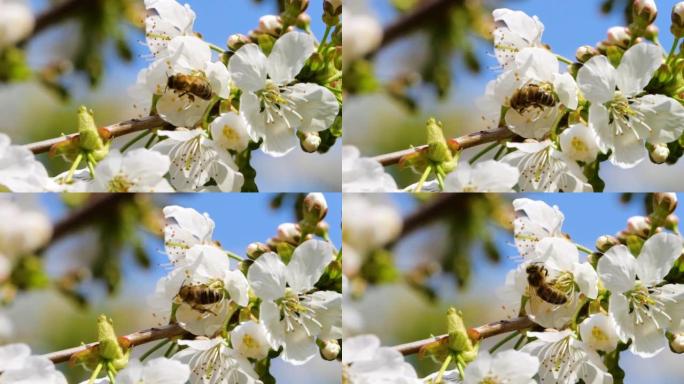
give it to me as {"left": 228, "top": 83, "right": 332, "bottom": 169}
{"left": 443, "top": 160, "right": 519, "bottom": 192}
{"left": 228, "top": 31, "right": 339, "bottom": 156}
{"left": 0, "top": 0, "right": 34, "bottom": 48}
{"left": 85, "top": 358, "right": 191, "bottom": 384}
{"left": 343, "top": 334, "right": 422, "bottom": 384}
{"left": 210, "top": 112, "right": 251, "bottom": 153}
{"left": 512, "top": 197, "right": 566, "bottom": 259}
{"left": 0, "top": 134, "right": 57, "bottom": 192}
{"left": 342, "top": 145, "right": 398, "bottom": 192}
{"left": 0, "top": 344, "right": 67, "bottom": 384}
{"left": 172, "top": 338, "right": 262, "bottom": 384}
{"left": 163, "top": 205, "right": 216, "bottom": 264}
{"left": 559, "top": 123, "right": 601, "bottom": 163}
{"left": 89, "top": 149, "right": 174, "bottom": 192}
{"left": 462, "top": 350, "right": 538, "bottom": 384}
{"left": 579, "top": 313, "right": 620, "bottom": 353}
{"left": 492, "top": 8, "right": 545, "bottom": 69}
{"left": 230, "top": 321, "right": 271, "bottom": 360}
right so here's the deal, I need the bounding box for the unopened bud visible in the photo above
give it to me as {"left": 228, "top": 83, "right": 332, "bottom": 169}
{"left": 576, "top": 45, "right": 599, "bottom": 63}
{"left": 633, "top": 0, "right": 657, "bottom": 26}
{"left": 320, "top": 339, "right": 340, "bottom": 360}
{"left": 257, "top": 15, "right": 283, "bottom": 35}
{"left": 284, "top": 0, "right": 309, "bottom": 13}
{"left": 296, "top": 12, "right": 311, "bottom": 30}
{"left": 323, "top": 0, "right": 342, "bottom": 26}
{"left": 303, "top": 193, "right": 328, "bottom": 222}
{"left": 315, "top": 221, "right": 330, "bottom": 237}
{"left": 627, "top": 216, "right": 651, "bottom": 237}
{"left": 671, "top": 334, "right": 684, "bottom": 353}
{"left": 596, "top": 235, "right": 621, "bottom": 252}
{"left": 666, "top": 214, "right": 679, "bottom": 230}
{"left": 228, "top": 34, "right": 251, "bottom": 51}
{"left": 276, "top": 223, "right": 301, "bottom": 244}
{"left": 246, "top": 242, "right": 271, "bottom": 259}
{"left": 654, "top": 193, "right": 678, "bottom": 215}
{"left": 672, "top": 2, "right": 684, "bottom": 37}
{"left": 645, "top": 24, "right": 659, "bottom": 40}
{"left": 606, "top": 26, "right": 631, "bottom": 47}
{"left": 301, "top": 132, "right": 321, "bottom": 153}
{"left": 426, "top": 118, "right": 453, "bottom": 164}
{"left": 649, "top": 143, "right": 669, "bottom": 163}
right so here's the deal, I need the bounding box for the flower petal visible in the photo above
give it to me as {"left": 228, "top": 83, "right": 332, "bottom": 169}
{"left": 266, "top": 31, "right": 315, "bottom": 84}
{"left": 577, "top": 55, "right": 617, "bottom": 104}
{"left": 286, "top": 240, "right": 334, "bottom": 293}
{"left": 205, "top": 61, "right": 230, "bottom": 99}
{"left": 228, "top": 44, "right": 268, "bottom": 92}
{"left": 597, "top": 245, "right": 637, "bottom": 294}
{"left": 636, "top": 232, "right": 682, "bottom": 284}
{"left": 247, "top": 252, "right": 288, "bottom": 301}
{"left": 573, "top": 262, "right": 599, "bottom": 299}
{"left": 638, "top": 94, "right": 684, "bottom": 145}
{"left": 288, "top": 83, "right": 339, "bottom": 133}
{"left": 616, "top": 43, "right": 663, "bottom": 97}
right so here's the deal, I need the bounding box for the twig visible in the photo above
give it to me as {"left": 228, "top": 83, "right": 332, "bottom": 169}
{"left": 392, "top": 316, "right": 535, "bottom": 355}
{"left": 374, "top": 0, "right": 465, "bottom": 54}
{"left": 18, "top": 0, "right": 93, "bottom": 46}
{"left": 24, "top": 115, "right": 168, "bottom": 155}
{"left": 43, "top": 323, "right": 187, "bottom": 364}
{"left": 372, "top": 127, "right": 515, "bottom": 167}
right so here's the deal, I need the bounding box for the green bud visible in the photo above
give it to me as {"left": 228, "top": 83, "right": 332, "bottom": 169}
{"left": 77, "top": 106, "right": 105, "bottom": 152}
{"left": 97, "top": 315, "right": 125, "bottom": 362}
{"left": 446, "top": 308, "right": 476, "bottom": 361}
{"left": 672, "top": 2, "right": 684, "bottom": 38}
{"left": 426, "top": 118, "right": 453, "bottom": 164}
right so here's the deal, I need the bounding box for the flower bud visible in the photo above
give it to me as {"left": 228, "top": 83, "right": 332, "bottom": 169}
{"left": 576, "top": 45, "right": 599, "bottom": 63}
{"left": 257, "top": 15, "right": 283, "bottom": 35}
{"left": 284, "top": 0, "right": 309, "bottom": 14}
{"left": 303, "top": 193, "right": 328, "bottom": 222}
{"left": 633, "top": 0, "right": 657, "bottom": 26}
{"left": 246, "top": 242, "right": 271, "bottom": 259}
{"left": 645, "top": 24, "right": 659, "bottom": 40}
{"left": 671, "top": 333, "right": 684, "bottom": 353}
{"left": 672, "top": 2, "right": 684, "bottom": 37}
{"left": 276, "top": 223, "right": 301, "bottom": 244}
{"left": 426, "top": 118, "right": 453, "bottom": 164}
{"left": 0, "top": 1, "right": 34, "bottom": 48}
{"left": 596, "top": 235, "right": 621, "bottom": 252}
{"left": 649, "top": 143, "right": 669, "bottom": 163}
{"left": 296, "top": 12, "right": 311, "bottom": 30}
{"left": 653, "top": 192, "right": 678, "bottom": 216}
{"left": 323, "top": 0, "right": 342, "bottom": 26}
{"left": 320, "top": 339, "right": 340, "bottom": 360}
{"left": 606, "top": 26, "right": 631, "bottom": 47}
{"left": 227, "top": 34, "right": 251, "bottom": 51}
{"left": 300, "top": 132, "right": 321, "bottom": 153}
{"left": 666, "top": 214, "right": 679, "bottom": 230}
{"left": 627, "top": 216, "right": 651, "bottom": 237}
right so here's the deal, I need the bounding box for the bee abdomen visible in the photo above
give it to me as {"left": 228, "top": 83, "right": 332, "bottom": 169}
{"left": 535, "top": 285, "right": 568, "bottom": 305}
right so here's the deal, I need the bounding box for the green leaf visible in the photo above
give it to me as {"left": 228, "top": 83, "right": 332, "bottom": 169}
{"left": 236, "top": 141, "right": 262, "bottom": 192}
{"left": 583, "top": 153, "right": 609, "bottom": 192}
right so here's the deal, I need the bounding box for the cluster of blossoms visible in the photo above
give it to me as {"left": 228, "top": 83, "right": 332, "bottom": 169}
{"left": 0, "top": 194, "right": 341, "bottom": 383}
{"left": 344, "top": 193, "right": 684, "bottom": 383}
{"left": 344, "top": 0, "right": 684, "bottom": 192}
{"left": 0, "top": 0, "right": 341, "bottom": 192}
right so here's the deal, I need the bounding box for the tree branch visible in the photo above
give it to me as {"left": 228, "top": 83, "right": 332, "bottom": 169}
{"left": 392, "top": 316, "right": 535, "bottom": 355}
{"left": 43, "top": 323, "right": 187, "bottom": 364}
{"left": 372, "top": 126, "right": 516, "bottom": 167}
{"left": 24, "top": 115, "right": 168, "bottom": 155}
{"left": 18, "top": 0, "right": 93, "bottom": 46}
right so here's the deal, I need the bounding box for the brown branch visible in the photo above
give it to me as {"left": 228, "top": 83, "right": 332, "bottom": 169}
{"left": 18, "top": 0, "right": 93, "bottom": 46}
{"left": 24, "top": 115, "right": 168, "bottom": 155}
{"left": 392, "top": 316, "right": 535, "bottom": 355}
{"left": 378, "top": 0, "right": 465, "bottom": 52}
{"left": 43, "top": 323, "right": 187, "bottom": 364}
{"left": 372, "top": 127, "right": 516, "bottom": 167}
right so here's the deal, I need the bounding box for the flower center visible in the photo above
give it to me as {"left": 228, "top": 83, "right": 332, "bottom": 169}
{"left": 256, "top": 81, "right": 305, "bottom": 129}
{"left": 279, "top": 288, "right": 323, "bottom": 336}
{"left": 591, "top": 326, "right": 608, "bottom": 342}
{"left": 108, "top": 174, "right": 133, "bottom": 192}
{"left": 480, "top": 376, "right": 503, "bottom": 384}
{"left": 570, "top": 137, "right": 588, "bottom": 154}
{"left": 624, "top": 282, "right": 673, "bottom": 328}
{"left": 553, "top": 271, "right": 576, "bottom": 296}
{"left": 221, "top": 125, "right": 240, "bottom": 144}
{"left": 606, "top": 91, "right": 651, "bottom": 139}
{"left": 242, "top": 334, "right": 259, "bottom": 349}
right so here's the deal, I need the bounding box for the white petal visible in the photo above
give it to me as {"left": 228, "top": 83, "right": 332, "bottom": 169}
{"left": 247, "top": 252, "right": 287, "bottom": 301}
{"left": 165, "top": 36, "right": 212, "bottom": 71}
{"left": 515, "top": 47, "right": 558, "bottom": 82}
{"left": 224, "top": 270, "right": 250, "bottom": 307}
{"left": 228, "top": 44, "right": 268, "bottom": 92}
{"left": 209, "top": 112, "right": 251, "bottom": 152}
{"left": 288, "top": 83, "right": 339, "bottom": 133}
{"left": 553, "top": 72, "right": 579, "bottom": 109}
{"left": 559, "top": 123, "right": 600, "bottom": 163}
{"left": 266, "top": 31, "right": 315, "bottom": 84}
{"left": 286, "top": 240, "right": 334, "bottom": 293}
{"left": 573, "top": 262, "right": 599, "bottom": 299}
{"left": 636, "top": 232, "right": 682, "bottom": 284}
{"left": 597, "top": 245, "right": 637, "bottom": 294}
{"left": 204, "top": 61, "right": 230, "bottom": 99}
{"left": 577, "top": 55, "right": 617, "bottom": 104}
{"left": 0, "top": 343, "right": 31, "bottom": 371}
{"left": 141, "top": 358, "right": 191, "bottom": 384}
{"left": 616, "top": 43, "right": 663, "bottom": 97}
{"left": 609, "top": 129, "right": 646, "bottom": 168}
{"left": 588, "top": 103, "right": 613, "bottom": 154}
{"left": 342, "top": 334, "right": 380, "bottom": 365}
{"left": 489, "top": 349, "right": 539, "bottom": 380}
{"left": 638, "top": 94, "right": 684, "bottom": 145}
{"left": 280, "top": 327, "right": 317, "bottom": 365}
{"left": 628, "top": 317, "right": 668, "bottom": 358}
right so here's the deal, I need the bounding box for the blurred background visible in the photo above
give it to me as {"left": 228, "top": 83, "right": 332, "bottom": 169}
{"left": 0, "top": 0, "right": 340, "bottom": 191}
{"left": 343, "top": 193, "right": 684, "bottom": 383}
{"left": 0, "top": 193, "right": 341, "bottom": 383}
{"left": 343, "top": 0, "right": 684, "bottom": 190}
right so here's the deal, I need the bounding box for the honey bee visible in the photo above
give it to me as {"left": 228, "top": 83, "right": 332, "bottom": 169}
{"left": 176, "top": 283, "right": 225, "bottom": 315}
{"left": 509, "top": 83, "right": 557, "bottom": 113}
{"left": 526, "top": 263, "right": 568, "bottom": 305}
{"left": 167, "top": 73, "right": 213, "bottom": 101}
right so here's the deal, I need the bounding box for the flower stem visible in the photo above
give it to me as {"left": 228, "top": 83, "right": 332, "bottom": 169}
{"left": 455, "top": 355, "right": 466, "bottom": 379}
{"left": 414, "top": 165, "right": 433, "bottom": 192}
{"left": 468, "top": 142, "right": 499, "bottom": 164}
{"left": 488, "top": 330, "right": 520, "bottom": 354}
{"left": 209, "top": 43, "right": 226, "bottom": 54}
{"left": 164, "top": 340, "right": 177, "bottom": 358}
{"left": 106, "top": 362, "right": 117, "bottom": 384}
{"left": 556, "top": 54, "right": 573, "bottom": 65}
{"left": 226, "top": 251, "right": 244, "bottom": 262}
{"left": 144, "top": 132, "right": 158, "bottom": 149}
{"left": 88, "top": 362, "right": 103, "bottom": 384}
{"left": 432, "top": 354, "right": 453, "bottom": 383}
{"left": 139, "top": 338, "right": 171, "bottom": 362}
{"left": 66, "top": 152, "right": 84, "bottom": 183}
{"left": 513, "top": 332, "right": 527, "bottom": 350}
{"left": 494, "top": 143, "right": 508, "bottom": 160}
{"left": 318, "top": 25, "right": 332, "bottom": 53}
{"left": 120, "top": 130, "right": 151, "bottom": 153}
{"left": 86, "top": 152, "right": 96, "bottom": 177}
{"left": 668, "top": 37, "right": 681, "bottom": 62}
{"left": 576, "top": 243, "right": 593, "bottom": 254}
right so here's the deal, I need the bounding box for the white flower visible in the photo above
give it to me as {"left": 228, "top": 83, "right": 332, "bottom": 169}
{"left": 88, "top": 358, "right": 191, "bottom": 384}
{"left": 228, "top": 31, "right": 339, "bottom": 156}
{"left": 88, "top": 149, "right": 174, "bottom": 192}
{"left": 342, "top": 145, "right": 398, "bottom": 192}
{"left": 247, "top": 240, "right": 341, "bottom": 365}
{"left": 501, "top": 140, "right": 592, "bottom": 192}
{"left": 0, "top": 0, "right": 34, "bottom": 48}
{"left": 577, "top": 43, "right": 684, "bottom": 168}
{"left": 230, "top": 321, "right": 271, "bottom": 360}
{"left": 522, "top": 330, "right": 613, "bottom": 384}
{"left": 210, "top": 112, "right": 251, "bottom": 152}
{"left": 163, "top": 205, "right": 216, "bottom": 264}
{"left": 144, "top": 0, "right": 196, "bottom": 56}
{"left": 478, "top": 48, "right": 578, "bottom": 139}
{"left": 0, "top": 198, "right": 52, "bottom": 260}
{"left": 492, "top": 8, "right": 545, "bottom": 69}
{"left": 597, "top": 232, "right": 684, "bottom": 357}
{"left": 0, "top": 134, "right": 57, "bottom": 192}
{"left": 342, "top": 194, "right": 402, "bottom": 258}
{"left": 343, "top": 334, "right": 422, "bottom": 384}
{"left": 559, "top": 123, "right": 601, "bottom": 163}
{"left": 172, "top": 338, "right": 262, "bottom": 384}
{"left": 0, "top": 343, "right": 67, "bottom": 384}
{"left": 151, "top": 244, "right": 249, "bottom": 336}
{"left": 443, "top": 160, "right": 519, "bottom": 192}
{"left": 342, "top": 10, "right": 383, "bottom": 63}
{"left": 462, "top": 350, "right": 539, "bottom": 384}
{"left": 579, "top": 313, "right": 620, "bottom": 352}
{"left": 512, "top": 198, "right": 566, "bottom": 259}
{"left": 151, "top": 129, "right": 244, "bottom": 192}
